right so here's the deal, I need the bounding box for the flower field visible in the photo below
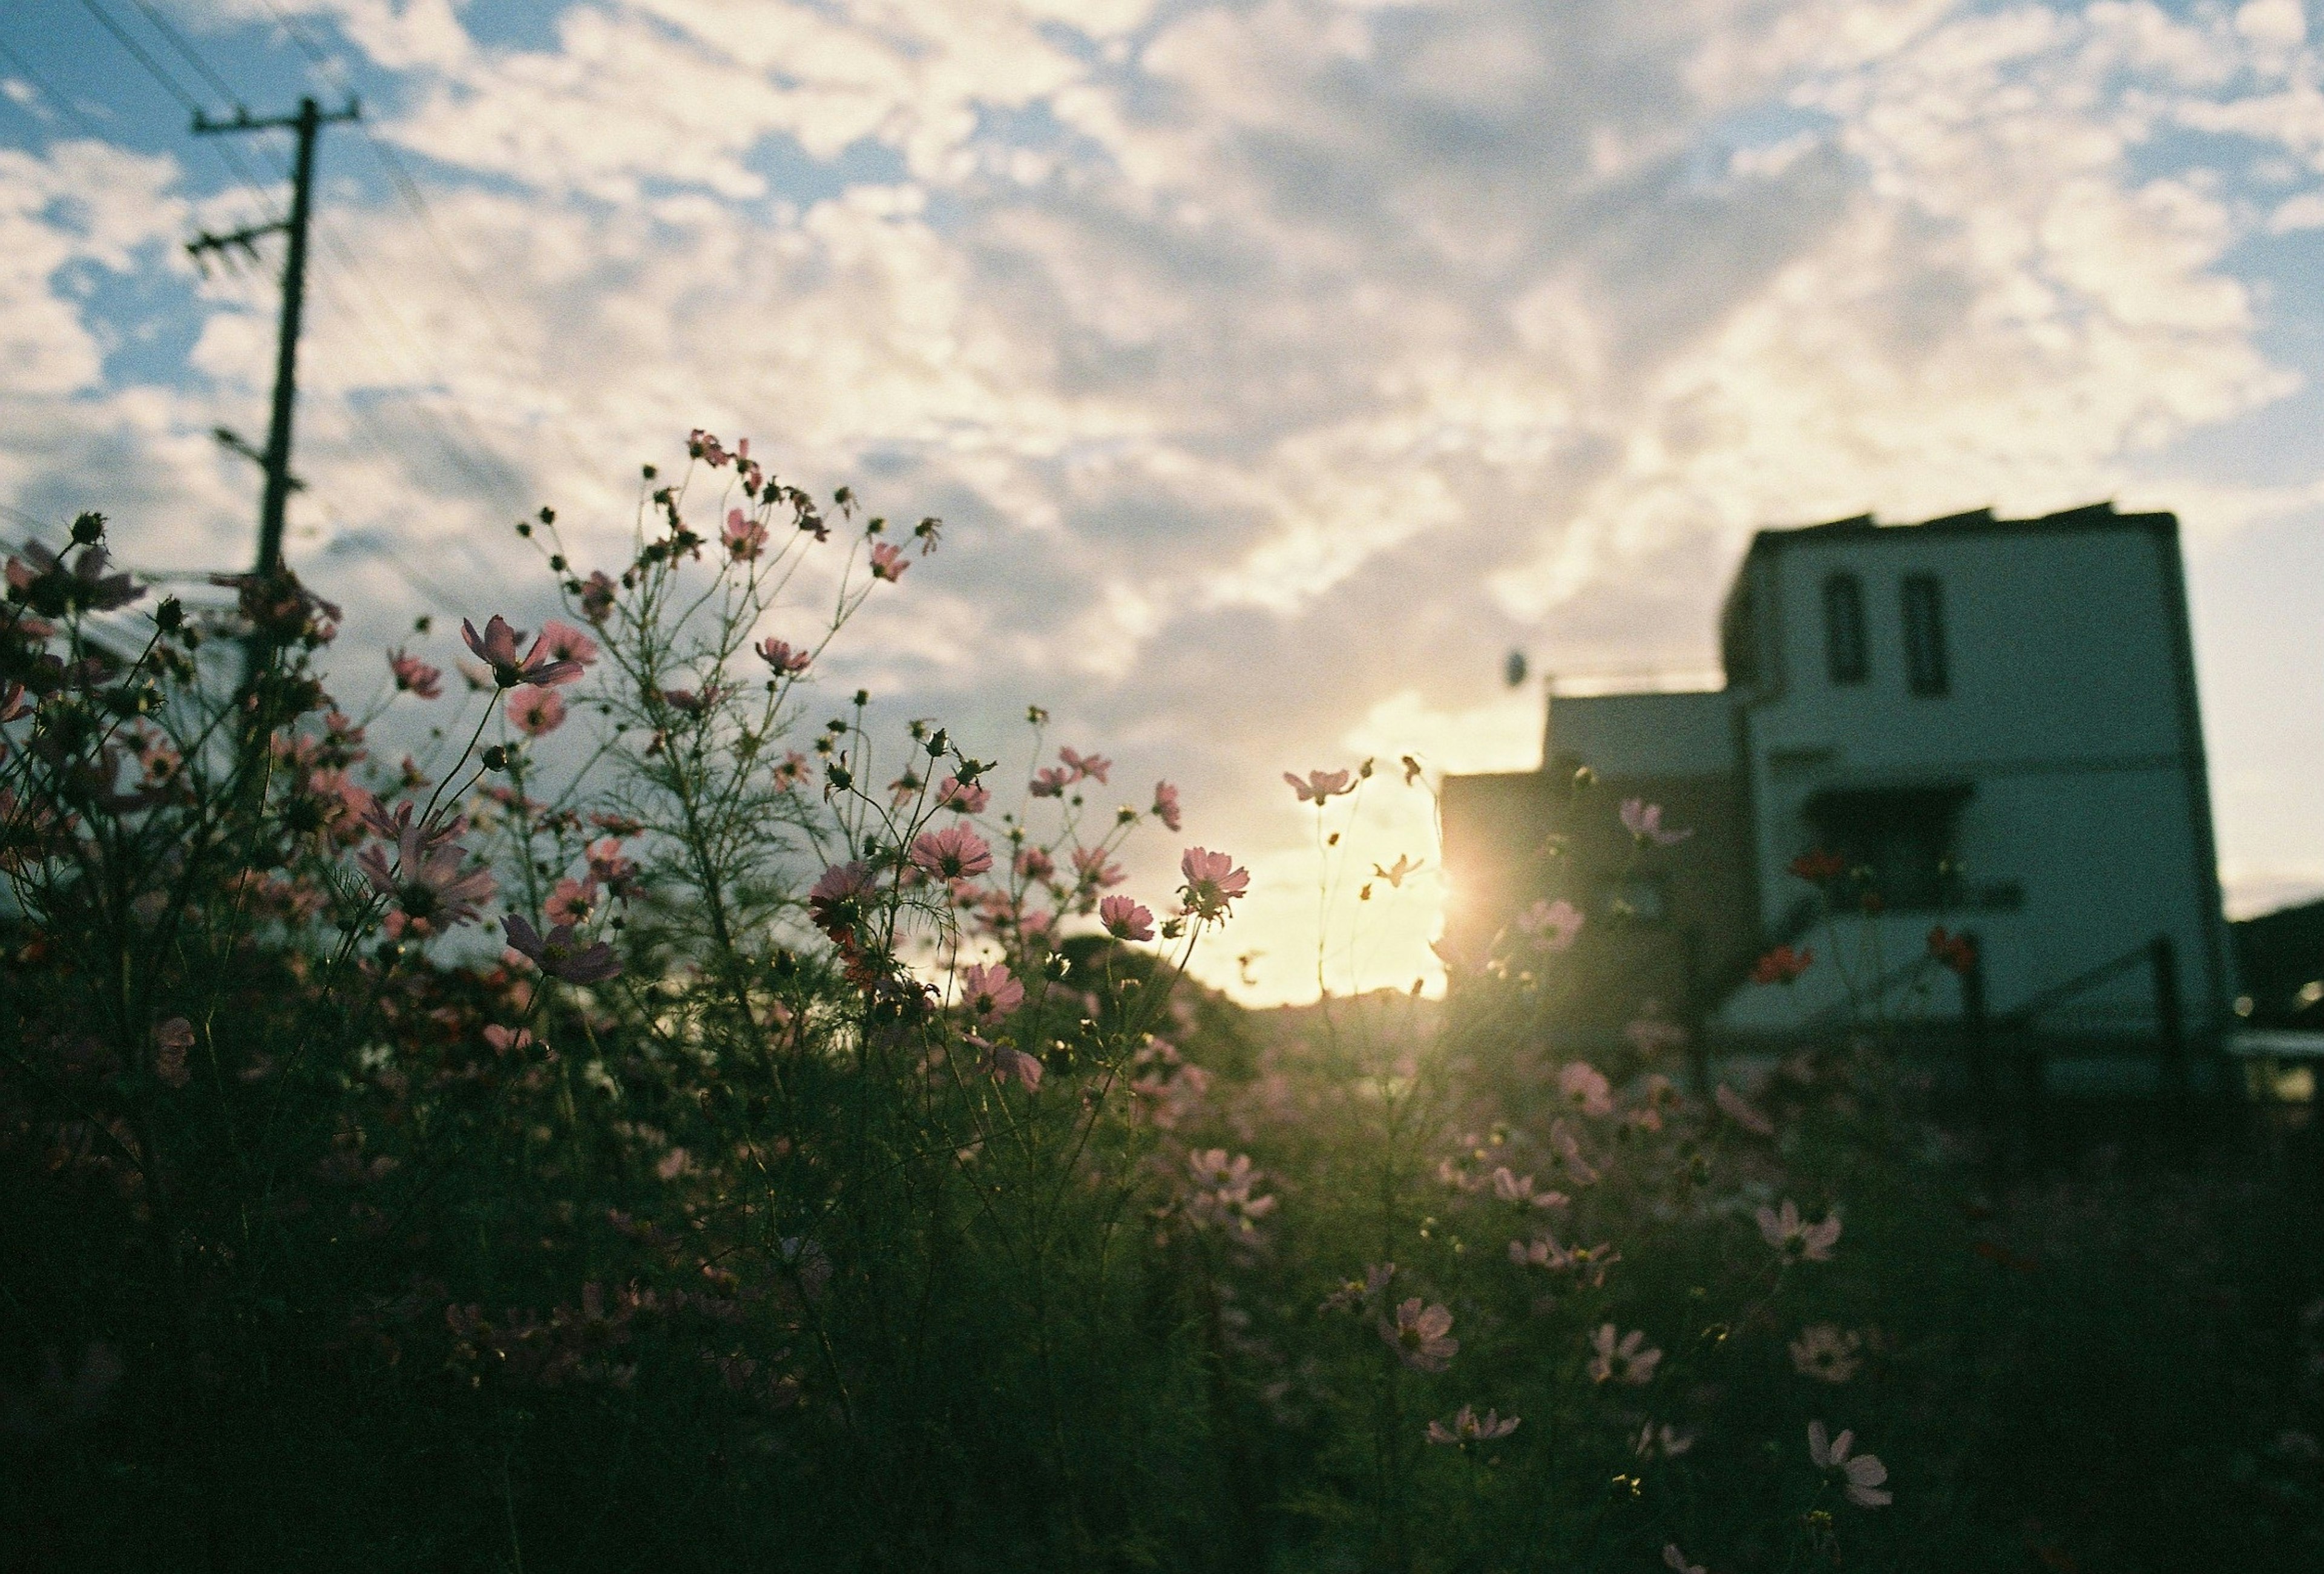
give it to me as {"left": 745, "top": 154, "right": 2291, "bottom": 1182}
{"left": 2, "top": 437, "right": 2319, "bottom": 1572}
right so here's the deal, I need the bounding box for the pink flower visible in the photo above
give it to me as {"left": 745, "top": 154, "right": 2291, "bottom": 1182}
{"left": 975, "top": 1033, "right": 1043, "bottom": 1090}
{"left": 958, "top": 961, "right": 1025, "bottom": 1019}
{"left": 1791, "top": 1324, "right": 1865, "bottom": 1383}
{"left": 934, "top": 775, "right": 988, "bottom": 813}
{"left": 1059, "top": 747, "right": 1111, "bottom": 784}
{"left": 387, "top": 648, "right": 442, "bottom": 699}
{"left": 586, "top": 838, "right": 636, "bottom": 891}
{"left": 1071, "top": 845, "right": 1124, "bottom": 890}
{"left": 1285, "top": 769, "right": 1353, "bottom": 803}
{"left": 502, "top": 914, "right": 621, "bottom": 983}
{"left": 1620, "top": 798, "right": 1692, "bottom": 846}
{"left": 1426, "top": 1405, "right": 1518, "bottom": 1446}
{"left": 461, "top": 615, "right": 583, "bottom": 689}
{"left": 545, "top": 876, "right": 599, "bottom": 926}
{"left": 911, "top": 825, "right": 993, "bottom": 882}
{"left": 1716, "top": 1083, "right": 1776, "bottom": 1136}
{"left": 1588, "top": 1324, "right": 1661, "bottom": 1386}
{"left": 356, "top": 808, "right": 497, "bottom": 933}
{"left": 1638, "top": 1424, "right": 1698, "bottom": 1460}
{"left": 1808, "top": 1420, "right": 1891, "bottom": 1507}
{"left": 1664, "top": 1546, "right": 1705, "bottom": 1574}
{"left": 755, "top": 637, "right": 811, "bottom": 675}
{"left": 1491, "top": 1167, "right": 1565, "bottom": 1210}
{"left": 1379, "top": 1297, "right": 1457, "bottom": 1372}
{"left": 868, "top": 542, "right": 908, "bottom": 581}
{"left": 1016, "top": 847, "right": 1055, "bottom": 881}
{"left": 723, "top": 507, "right": 768, "bottom": 561}
{"left": 1179, "top": 847, "right": 1249, "bottom": 921}
{"left": 482, "top": 1025, "right": 533, "bottom": 1055}
{"left": 1558, "top": 1061, "right": 1613, "bottom": 1117}
{"left": 1151, "top": 780, "right": 1182, "bottom": 831}
{"left": 809, "top": 861, "right": 877, "bottom": 939}
{"left": 1100, "top": 896, "right": 1154, "bottom": 942}
{"left": 510, "top": 685, "right": 568, "bottom": 736}
{"left": 153, "top": 1017, "right": 193, "bottom": 1089}
{"left": 1516, "top": 898, "right": 1584, "bottom": 951}
{"left": 1029, "top": 766, "right": 1073, "bottom": 798}
{"left": 538, "top": 620, "right": 598, "bottom": 667}
{"left": 578, "top": 571, "right": 618, "bottom": 624}
{"left": 1756, "top": 1199, "right": 1841, "bottom": 1262}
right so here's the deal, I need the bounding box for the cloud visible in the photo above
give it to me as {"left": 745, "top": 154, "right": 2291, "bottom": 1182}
{"left": 15, "top": 0, "right": 2324, "bottom": 994}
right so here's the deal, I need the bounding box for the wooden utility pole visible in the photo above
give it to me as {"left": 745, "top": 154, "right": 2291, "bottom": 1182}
{"left": 188, "top": 96, "right": 359, "bottom": 577}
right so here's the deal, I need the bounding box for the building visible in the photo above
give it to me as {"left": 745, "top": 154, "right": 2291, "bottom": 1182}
{"left": 1441, "top": 503, "right": 2236, "bottom": 1075}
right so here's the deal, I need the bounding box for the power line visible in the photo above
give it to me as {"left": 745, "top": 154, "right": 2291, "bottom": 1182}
{"left": 122, "top": 0, "right": 242, "bottom": 110}
{"left": 72, "top": 0, "right": 201, "bottom": 117}
{"left": 250, "top": 0, "right": 604, "bottom": 475}
{"left": 0, "top": 36, "right": 110, "bottom": 140}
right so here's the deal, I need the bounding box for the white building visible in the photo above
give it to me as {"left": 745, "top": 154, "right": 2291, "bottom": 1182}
{"left": 1443, "top": 502, "right": 2236, "bottom": 1068}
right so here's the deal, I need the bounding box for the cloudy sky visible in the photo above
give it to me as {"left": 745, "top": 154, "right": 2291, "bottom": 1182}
{"left": 7, "top": 0, "right": 2324, "bottom": 1002}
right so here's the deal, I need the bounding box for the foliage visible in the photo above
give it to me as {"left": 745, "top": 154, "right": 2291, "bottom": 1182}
{"left": 1, "top": 441, "right": 2316, "bottom": 1573}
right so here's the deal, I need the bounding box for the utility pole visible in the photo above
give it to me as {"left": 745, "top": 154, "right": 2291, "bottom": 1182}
{"left": 188, "top": 96, "right": 359, "bottom": 579}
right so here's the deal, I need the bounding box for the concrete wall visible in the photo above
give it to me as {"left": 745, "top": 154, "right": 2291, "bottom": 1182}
{"left": 1719, "top": 511, "right": 2232, "bottom": 1038}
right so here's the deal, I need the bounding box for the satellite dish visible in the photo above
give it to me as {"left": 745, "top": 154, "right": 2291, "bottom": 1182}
{"left": 1503, "top": 650, "right": 1528, "bottom": 689}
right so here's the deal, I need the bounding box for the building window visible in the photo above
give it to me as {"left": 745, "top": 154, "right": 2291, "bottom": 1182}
{"left": 1900, "top": 573, "right": 1948, "bottom": 696}
{"left": 1804, "top": 784, "right": 1971, "bottom": 911}
{"left": 1822, "top": 572, "right": 1867, "bottom": 685}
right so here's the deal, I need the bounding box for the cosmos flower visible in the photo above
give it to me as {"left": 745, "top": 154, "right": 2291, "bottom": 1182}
{"left": 723, "top": 507, "right": 768, "bottom": 560}
{"left": 934, "top": 775, "right": 988, "bottom": 813}
{"left": 957, "top": 961, "right": 1025, "bottom": 1019}
{"left": 356, "top": 819, "right": 498, "bottom": 933}
{"left": 868, "top": 543, "right": 908, "bottom": 581}
{"left": 1558, "top": 1061, "right": 1614, "bottom": 1118}
{"left": 502, "top": 914, "right": 622, "bottom": 983}
{"left": 808, "top": 861, "right": 877, "bottom": 939}
{"left": 1284, "top": 769, "right": 1354, "bottom": 803}
{"left": 1100, "top": 895, "right": 1154, "bottom": 942}
{"left": 1757, "top": 1199, "right": 1842, "bottom": 1262}
{"left": 1029, "top": 767, "right": 1073, "bottom": 798}
{"left": 1808, "top": 1420, "right": 1891, "bottom": 1507}
{"left": 578, "top": 571, "right": 617, "bottom": 623}
{"left": 537, "top": 620, "right": 599, "bottom": 667}
{"left": 1151, "top": 781, "right": 1182, "bottom": 831}
{"left": 755, "top": 637, "right": 811, "bottom": 675}
{"left": 1179, "top": 847, "right": 1249, "bottom": 921}
{"left": 911, "top": 825, "right": 993, "bottom": 882}
{"left": 1371, "top": 854, "right": 1422, "bottom": 888}
{"left": 1790, "top": 1323, "right": 1865, "bottom": 1383}
{"left": 1380, "top": 1298, "right": 1458, "bottom": 1372}
{"left": 1516, "top": 898, "right": 1584, "bottom": 951}
{"left": 1059, "top": 746, "right": 1111, "bottom": 784}
{"left": 1663, "top": 1546, "right": 1705, "bottom": 1574}
{"left": 1588, "top": 1324, "right": 1662, "bottom": 1386}
{"left": 510, "top": 685, "right": 568, "bottom": 736}
{"left": 462, "top": 615, "right": 583, "bottom": 689}
{"left": 387, "top": 648, "right": 442, "bottom": 699}
{"left": 1426, "top": 1405, "right": 1519, "bottom": 1446}
{"left": 153, "top": 1017, "right": 193, "bottom": 1089}
{"left": 1620, "top": 798, "right": 1692, "bottom": 846}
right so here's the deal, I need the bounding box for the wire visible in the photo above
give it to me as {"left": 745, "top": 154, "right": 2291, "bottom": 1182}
{"left": 72, "top": 0, "right": 202, "bottom": 117}
{"left": 122, "top": 0, "right": 242, "bottom": 111}
{"left": 0, "top": 36, "right": 111, "bottom": 140}
{"left": 250, "top": 0, "right": 604, "bottom": 475}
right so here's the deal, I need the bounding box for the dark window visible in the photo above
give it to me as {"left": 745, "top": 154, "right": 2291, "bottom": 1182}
{"left": 1900, "top": 574, "right": 1948, "bottom": 695}
{"left": 1822, "top": 572, "right": 1867, "bottom": 685}
{"left": 1804, "top": 784, "right": 1971, "bottom": 911}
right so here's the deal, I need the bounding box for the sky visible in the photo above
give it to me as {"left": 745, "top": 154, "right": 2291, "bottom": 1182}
{"left": 5, "top": 0, "right": 2324, "bottom": 1004}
